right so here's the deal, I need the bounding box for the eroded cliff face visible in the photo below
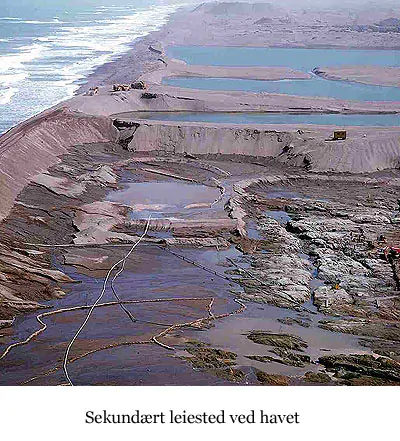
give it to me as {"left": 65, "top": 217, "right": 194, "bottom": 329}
{"left": 127, "top": 123, "right": 295, "bottom": 157}
{"left": 123, "top": 122, "right": 400, "bottom": 173}
{"left": 0, "top": 108, "right": 118, "bottom": 222}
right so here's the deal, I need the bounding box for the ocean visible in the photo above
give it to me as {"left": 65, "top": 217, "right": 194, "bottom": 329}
{"left": 0, "top": 0, "right": 186, "bottom": 134}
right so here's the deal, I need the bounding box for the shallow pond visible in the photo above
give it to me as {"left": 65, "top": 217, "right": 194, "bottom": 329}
{"left": 116, "top": 111, "right": 400, "bottom": 127}
{"left": 164, "top": 76, "right": 400, "bottom": 102}
{"left": 107, "top": 181, "right": 220, "bottom": 219}
{"left": 167, "top": 46, "right": 400, "bottom": 70}
{"left": 165, "top": 46, "right": 400, "bottom": 103}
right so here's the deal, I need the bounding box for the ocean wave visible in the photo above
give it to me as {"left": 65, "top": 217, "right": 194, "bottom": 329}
{"left": 0, "top": 87, "right": 18, "bottom": 105}
{"left": 0, "top": 2, "right": 185, "bottom": 131}
{"left": 0, "top": 43, "right": 45, "bottom": 73}
{"left": 13, "top": 19, "right": 68, "bottom": 24}
{"left": 46, "top": 4, "right": 180, "bottom": 69}
{"left": 0, "top": 72, "right": 28, "bottom": 86}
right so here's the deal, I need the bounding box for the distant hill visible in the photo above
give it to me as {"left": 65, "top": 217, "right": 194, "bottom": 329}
{"left": 193, "top": 2, "right": 275, "bottom": 16}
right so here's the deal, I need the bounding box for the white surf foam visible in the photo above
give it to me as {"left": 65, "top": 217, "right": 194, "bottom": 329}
{"left": 0, "top": 72, "right": 28, "bottom": 86}
{"left": 0, "top": 2, "right": 187, "bottom": 131}
{"left": 0, "top": 87, "right": 18, "bottom": 105}
{"left": 41, "top": 4, "right": 184, "bottom": 90}
{"left": 14, "top": 20, "right": 68, "bottom": 24}
{"left": 0, "top": 43, "right": 45, "bottom": 73}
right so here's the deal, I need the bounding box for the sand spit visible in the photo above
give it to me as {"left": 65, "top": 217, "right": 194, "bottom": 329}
{"left": 77, "top": 1, "right": 400, "bottom": 92}
{"left": 68, "top": 83, "right": 400, "bottom": 116}
{"left": 314, "top": 66, "right": 400, "bottom": 88}
{"left": 141, "top": 58, "right": 310, "bottom": 84}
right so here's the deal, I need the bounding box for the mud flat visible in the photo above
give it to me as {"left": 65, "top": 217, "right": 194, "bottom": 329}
{"left": 313, "top": 66, "right": 400, "bottom": 88}
{"left": 2, "top": 145, "right": 400, "bottom": 385}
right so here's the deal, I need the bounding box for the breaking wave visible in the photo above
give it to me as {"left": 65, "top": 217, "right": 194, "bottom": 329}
{"left": 0, "top": 1, "right": 186, "bottom": 133}
{"left": 0, "top": 88, "right": 17, "bottom": 105}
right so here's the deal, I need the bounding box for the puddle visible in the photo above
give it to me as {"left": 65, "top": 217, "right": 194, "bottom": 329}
{"left": 300, "top": 250, "right": 326, "bottom": 295}
{"left": 265, "top": 187, "right": 307, "bottom": 200}
{"left": 265, "top": 210, "right": 292, "bottom": 225}
{"left": 246, "top": 220, "right": 262, "bottom": 240}
{"left": 204, "top": 301, "right": 371, "bottom": 377}
{"left": 107, "top": 181, "right": 220, "bottom": 219}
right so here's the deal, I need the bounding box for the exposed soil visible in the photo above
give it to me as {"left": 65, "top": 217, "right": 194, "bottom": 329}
{"left": 1, "top": 144, "right": 399, "bottom": 385}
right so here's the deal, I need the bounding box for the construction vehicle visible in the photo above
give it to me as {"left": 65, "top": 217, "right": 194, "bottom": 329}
{"left": 333, "top": 130, "right": 347, "bottom": 140}
{"left": 112, "top": 84, "right": 131, "bottom": 92}
{"left": 141, "top": 92, "right": 158, "bottom": 99}
{"left": 86, "top": 87, "right": 99, "bottom": 96}
{"left": 131, "top": 81, "right": 147, "bottom": 90}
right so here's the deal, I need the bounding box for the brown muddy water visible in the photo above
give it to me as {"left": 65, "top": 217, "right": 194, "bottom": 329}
{"left": 0, "top": 173, "right": 376, "bottom": 385}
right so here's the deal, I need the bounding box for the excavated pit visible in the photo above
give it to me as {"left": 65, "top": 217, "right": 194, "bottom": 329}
{"left": 2, "top": 145, "right": 399, "bottom": 385}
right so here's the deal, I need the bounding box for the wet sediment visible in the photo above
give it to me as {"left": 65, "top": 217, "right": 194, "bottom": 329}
{"left": 0, "top": 141, "right": 399, "bottom": 385}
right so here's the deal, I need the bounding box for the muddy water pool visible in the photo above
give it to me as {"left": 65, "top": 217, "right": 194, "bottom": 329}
{"left": 0, "top": 173, "right": 376, "bottom": 385}
{"left": 107, "top": 180, "right": 220, "bottom": 219}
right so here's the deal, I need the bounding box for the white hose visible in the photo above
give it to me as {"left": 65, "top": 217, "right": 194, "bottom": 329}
{"left": 62, "top": 215, "right": 152, "bottom": 386}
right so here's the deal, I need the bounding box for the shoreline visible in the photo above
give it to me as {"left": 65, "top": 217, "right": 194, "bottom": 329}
{"left": 78, "top": 2, "right": 400, "bottom": 93}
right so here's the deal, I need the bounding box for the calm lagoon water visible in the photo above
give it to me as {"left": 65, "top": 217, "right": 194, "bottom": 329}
{"left": 126, "top": 111, "right": 400, "bottom": 127}
{"left": 164, "top": 76, "right": 400, "bottom": 102}
{"left": 163, "top": 77, "right": 400, "bottom": 101}
{"left": 166, "top": 46, "right": 400, "bottom": 70}
{"left": 165, "top": 46, "right": 400, "bottom": 104}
